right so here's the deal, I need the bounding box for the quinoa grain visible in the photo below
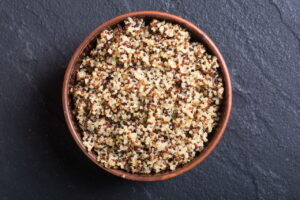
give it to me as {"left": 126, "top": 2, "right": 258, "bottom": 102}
{"left": 71, "top": 18, "right": 224, "bottom": 173}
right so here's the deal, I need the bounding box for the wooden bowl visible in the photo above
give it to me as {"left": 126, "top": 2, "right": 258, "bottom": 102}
{"left": 62, "top": 11, "right": 232, "bottom": 181}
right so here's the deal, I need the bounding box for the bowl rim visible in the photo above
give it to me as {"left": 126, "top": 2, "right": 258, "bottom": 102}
{"left": 62, "top": 10, "right": 232, "bottom": 181}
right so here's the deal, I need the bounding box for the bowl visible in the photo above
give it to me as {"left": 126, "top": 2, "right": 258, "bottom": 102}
{"left": 62, "top": 11, "right": 232, "bottom": 181}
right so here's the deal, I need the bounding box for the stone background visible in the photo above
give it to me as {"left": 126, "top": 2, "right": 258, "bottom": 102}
{"left": 0, "top": 0, "right": 299, "bottom": 199}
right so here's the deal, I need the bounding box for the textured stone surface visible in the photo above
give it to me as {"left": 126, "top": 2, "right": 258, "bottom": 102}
{"left": 0, "top": 0, "right": 299, "bottom": 199}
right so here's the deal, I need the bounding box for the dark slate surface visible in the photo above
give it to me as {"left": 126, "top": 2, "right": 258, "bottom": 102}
{"left": 0, "top": 0, "right": 299, "bottom": 199}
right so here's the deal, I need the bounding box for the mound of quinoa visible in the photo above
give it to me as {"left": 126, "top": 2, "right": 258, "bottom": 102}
{"left": 70, "top": 17, "right": 224, "bottom": 173}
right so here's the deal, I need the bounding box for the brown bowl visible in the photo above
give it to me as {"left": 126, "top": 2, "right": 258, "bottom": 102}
{"left": 62, "top": 11, "right": 232, "bottom": 181}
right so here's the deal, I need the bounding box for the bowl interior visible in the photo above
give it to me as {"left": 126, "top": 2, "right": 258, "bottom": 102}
{"left": 62, "top": 11, "right": 232, "bottom": 181}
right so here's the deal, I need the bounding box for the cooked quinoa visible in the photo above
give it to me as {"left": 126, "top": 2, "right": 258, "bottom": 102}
{"left": 70, "top": 17, "right": 224, "bottom": 173}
